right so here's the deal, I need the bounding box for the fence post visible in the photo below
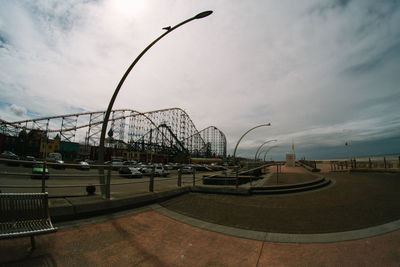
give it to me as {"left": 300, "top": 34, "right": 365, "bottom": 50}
{"left": 369, "top": 158, "right": 372, "bottom": 168}
{"left": 384, "top": 157, "right": 387, "bottom": 169}
{"left": 106, "top": 165, "right": 111, "bottom": 199}
{"left": 235, "top": 167, "right": 239, "bottom": 188}
{"left": 192, "top": 168, "right": 196, "bottom": 187}
{"left": 149, "top": 166, "right": 154, "bottom": 192}
{"left": 345, "top": 161, "right": 348, "bottom": 169}
{"left": 276, "top": 164, "right": 279, "bottom": 184}
{"left": 177, "top": 168, "right": 182, "bottom": 187}
{"left": 41, "top": 161, "right": 47, "bottom": 193}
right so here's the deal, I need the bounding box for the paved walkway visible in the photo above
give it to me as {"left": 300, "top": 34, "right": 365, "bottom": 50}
{"left": 1, "top": 166, "right": 400, "bottom": 266}
{"left": 1, "top": 206, "right": 399, "bottom": 266}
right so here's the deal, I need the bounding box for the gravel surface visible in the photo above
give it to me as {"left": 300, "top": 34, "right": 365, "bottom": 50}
{"left": 161, "top": 171, "right": 400, "bottom": 233}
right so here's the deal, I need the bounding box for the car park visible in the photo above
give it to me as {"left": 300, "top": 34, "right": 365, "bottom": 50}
{"left": 119, "top": 166, "right": 143, "bottom": 178}
{"left": 31, "top": 162, "right": 49, "bottom": 179}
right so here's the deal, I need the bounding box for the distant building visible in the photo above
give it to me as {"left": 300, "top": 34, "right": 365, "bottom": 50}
{"left": 60, "top": 141, "right": 79, "bottom": 161}
{"left": 286, "top": 153, "right": 296, "bottom": 167}
{"left": 40, "top": 134, "right": 60, "bottom": 158}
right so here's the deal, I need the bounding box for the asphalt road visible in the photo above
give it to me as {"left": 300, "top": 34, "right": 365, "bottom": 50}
{"left": 0, "top": 163, "right": 217, "bottom": 197}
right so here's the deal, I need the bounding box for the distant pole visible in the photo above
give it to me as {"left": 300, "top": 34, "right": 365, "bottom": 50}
{"left": 97, "top": 11, "right": 213, "bottom": 197}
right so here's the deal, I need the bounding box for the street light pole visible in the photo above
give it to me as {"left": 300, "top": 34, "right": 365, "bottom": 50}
{"left": 254, "top": 139, "right": 277, "bottom": 160}
{"left": 97, "top": 11, "right": 213, "bottom": 197}
{"left": 232, "top": 123, "right": 271, "bottom": 164}
{"left": 262, "top": 146, "right": 277, "bottom": 161}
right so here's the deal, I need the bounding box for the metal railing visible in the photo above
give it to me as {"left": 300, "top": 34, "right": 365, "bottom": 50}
{"left": 0, "top": 158, "right": 215, "bottom": 198}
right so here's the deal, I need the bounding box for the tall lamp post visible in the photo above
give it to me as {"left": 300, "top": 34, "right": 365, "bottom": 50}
{"left": 232, "top": 123, "right": 271, "bottom": 165}
{"left": 98, "top": 11, "right": 213, "bottom": 197}
{"left": 254, "top": 139, "right": 277, "bottom": 160}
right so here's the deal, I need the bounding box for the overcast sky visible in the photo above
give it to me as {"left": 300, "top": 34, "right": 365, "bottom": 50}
{"left": 1, "top": 0, "right": 400, "bottom": 160}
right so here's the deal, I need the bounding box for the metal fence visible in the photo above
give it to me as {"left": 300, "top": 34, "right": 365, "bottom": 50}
{"left": 0, "top": 158, "right": 205, "bottom": 199}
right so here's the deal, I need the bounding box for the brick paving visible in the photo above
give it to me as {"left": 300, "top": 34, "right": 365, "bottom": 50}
{"left": 161, "top": 170, "right": 400, "bottom": 233}
{"left": 1, "top": 166, "right": 400, "bottom": 266}
{"left": 1, "top": 209, "right": 399, "bottom": 266}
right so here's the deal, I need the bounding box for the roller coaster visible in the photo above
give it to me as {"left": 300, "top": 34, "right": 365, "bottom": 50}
{"left": 0, "top": 107, "right": 226, "bottom": 159}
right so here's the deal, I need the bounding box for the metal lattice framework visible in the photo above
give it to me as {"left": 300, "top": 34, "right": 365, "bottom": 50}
{"left": 0, "top": 108, "right": 227, "bottom": 158}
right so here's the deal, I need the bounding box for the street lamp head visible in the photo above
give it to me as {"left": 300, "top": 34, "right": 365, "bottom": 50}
{"left": 194, "top": 10, "right": 213, "bottom": 19}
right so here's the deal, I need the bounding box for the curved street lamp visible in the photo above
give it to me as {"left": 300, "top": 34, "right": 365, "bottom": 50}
{"left": 254, "top": 139, "right": 277, "bottom": 160}
{"left": 262, "top": 146, "right": 277, "bottom": 161}
{"left": 98, "top": 11, "right": 213, "bottom": 196}
{"left": 232, "top": 123, "right": 271, "bottom": 164}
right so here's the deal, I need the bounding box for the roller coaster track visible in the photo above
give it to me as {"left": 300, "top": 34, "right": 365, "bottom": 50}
{"left": 0, "top": 107, "right": 227, "bottom": 158}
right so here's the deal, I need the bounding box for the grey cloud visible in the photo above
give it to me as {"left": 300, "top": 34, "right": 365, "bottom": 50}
{"left": 9, "top": 104, "right": 27, "bottom": 117}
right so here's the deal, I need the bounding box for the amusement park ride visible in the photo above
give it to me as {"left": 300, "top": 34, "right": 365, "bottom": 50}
{"left": 0, "top": 107, "right": 227, "bottom": 161}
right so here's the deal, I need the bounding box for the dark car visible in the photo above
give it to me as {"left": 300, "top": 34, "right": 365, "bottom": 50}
{"left": 22, "top": 156, "right": 36, "bottom": 167}
{"left": 119, "top": 166, "right": 143, "bottom": 178}
{"left": 31, "top": 162, "right": 49, "bottom": 179}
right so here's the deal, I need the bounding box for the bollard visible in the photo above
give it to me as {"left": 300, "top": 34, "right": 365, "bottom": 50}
{"left": 345, "top": 161, "right": 348, "bottom": 169}
{"left": 192, "top": 168, "right": 196, "bottom": 187}
{"left": 384, "top": 157, "right": 387, "bottom": 169}
{"left": 276, "top": 164, "right": 279, "bottom": 184}
{"left": 354, "top": 158, "right": 357, "bottom": 168}
{"left": 177, "top": 168, "right": 182, "bottom": 187}
{"left": 369, "top": 158, "right": 372, "bottom": 168}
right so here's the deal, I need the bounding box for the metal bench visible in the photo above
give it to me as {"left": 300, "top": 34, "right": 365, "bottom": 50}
{"left": 0, "top": 193, "right": 57, "bottom": 249}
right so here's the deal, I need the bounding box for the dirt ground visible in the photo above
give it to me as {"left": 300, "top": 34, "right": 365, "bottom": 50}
{"left": 161, "top": 169, "right": 400, "bottom": 234}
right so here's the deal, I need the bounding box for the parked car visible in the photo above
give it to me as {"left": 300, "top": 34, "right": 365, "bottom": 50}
{"left": 138, "top": 165, "right": 169, "bottom": 177}
{"left": 0, "top": 151, "right": 19, "bottom": 160}
{"left": 123, "top": 160, "right": 137, "bottom": 166}
{"left": 119, "top": 166, "right": 143, "bottom": 178}
{"left": 155, "top": 166, "right": 169, "bottom": 177}
{"left": 77, "top": 161, "right": 90, "bottom": 170}
{"left": 31, "top": 162, "right": 49, "bottom": 179}
{"left": 0, "top": 151, "right": 20, "bottom": 166}
{"left": 111, "top": 161, "right": 124, "bottom": 170}
{"left": 181, "top": 166, "right": 194, "bottom": 174}
{"left": 53, "top": 160, "right": 66, "bottom": 169}
{"left": 46, "top": 152, "right": 62, "bottom": 162}
{"left": 194, "top": 165, "right": 212, "bottom": 172}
